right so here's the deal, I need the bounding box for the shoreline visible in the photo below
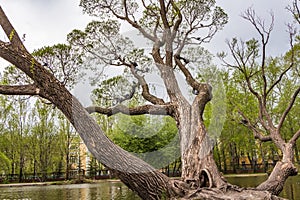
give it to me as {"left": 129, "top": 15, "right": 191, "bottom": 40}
{"left": 0, "top": 179, "right": 122, "bottom": 188}
{"left": 0, "top": 173, "right": 269, "bottom": 188}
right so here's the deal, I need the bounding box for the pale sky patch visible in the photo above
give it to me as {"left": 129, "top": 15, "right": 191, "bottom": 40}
{"left": 0, "top": 0, "right": 296, "bottom": 105}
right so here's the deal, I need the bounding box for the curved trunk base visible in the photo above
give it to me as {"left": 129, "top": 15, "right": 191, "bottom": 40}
{"left": 256, "top": 161, "right": 298, "bottom": 195}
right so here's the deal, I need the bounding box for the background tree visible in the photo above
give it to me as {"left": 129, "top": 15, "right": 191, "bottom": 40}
{"left": 219, "top": 7, "right": 300, "bottom": 195}
{"left": 57, "top": 114, "right": 77, "bottom": 180}
{"left": 30, "top": 100, "right": 57, "bottom": 181}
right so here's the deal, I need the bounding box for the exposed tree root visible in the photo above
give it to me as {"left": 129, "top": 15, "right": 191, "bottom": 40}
{"left": 168, "top": 180, "right": 286, "bottom": 200}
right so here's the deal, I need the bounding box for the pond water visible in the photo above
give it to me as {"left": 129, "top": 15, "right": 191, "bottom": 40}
{"left": 0, "top": 175, "right": 299, "bottom": 200}
{"left": 0, "top": 181, "right": 140, "bottom": 200}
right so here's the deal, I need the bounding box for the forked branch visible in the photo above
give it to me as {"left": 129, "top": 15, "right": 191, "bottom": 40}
{"left": 242, "top": 8, "right": 274, "bottom": 100}
{"left": 174, "top": 54, "right": 201, "bottom": 91}
{"left": 287, "top": 0, "right": 300, "bottom": 24}
{"left": 128, "top": 62, "right": 165, "bottom": 105}
{"left": 238, "top": 109, "right": 272, "bottom": 142}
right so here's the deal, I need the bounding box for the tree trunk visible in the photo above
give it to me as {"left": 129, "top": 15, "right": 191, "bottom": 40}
{"left": 18, "top": 154, "right": 24, "bottom": 183}
{"left": 257, "top": 143, "right": 298, "bottom": 195}
{"left": 222, "top": 146, "right": 227, "bottom": 173}
{"left": 0, "top": 39, "right": 169, "bottom": 198}
{"left": 175, "top": 85, "right": 227, "bottom": 191}
{"left": 66, "top": 151, "right": 70, "bottom": 180}
{"left": 49, "top": 87, "right": 171, "bottom": 199}
{"left": 181, "top": 127, "right": 227, "bottom": 189}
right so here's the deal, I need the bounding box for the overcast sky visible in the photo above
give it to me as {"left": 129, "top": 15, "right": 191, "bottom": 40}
{"left": 0, "top": 0, "right": 295, "bottom": 54}
{"left": 0, "top": 0, "right": 296, "bottom": 105}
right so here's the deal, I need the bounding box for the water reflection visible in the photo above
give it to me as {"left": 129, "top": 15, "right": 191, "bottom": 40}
{"left": 0, "top": 181, "right": 140, "bottom": 200}
{"left": 1, "top": 175, "right": 300, "bottom": 200}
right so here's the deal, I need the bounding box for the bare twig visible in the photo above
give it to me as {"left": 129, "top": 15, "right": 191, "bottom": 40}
{"left": 287, "top": 0, "right": 300, "bottom": 24}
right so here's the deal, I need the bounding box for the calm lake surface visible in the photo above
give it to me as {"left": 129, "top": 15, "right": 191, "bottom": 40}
{"left": 0, "top": 175, "right": 300, "bottom": 200}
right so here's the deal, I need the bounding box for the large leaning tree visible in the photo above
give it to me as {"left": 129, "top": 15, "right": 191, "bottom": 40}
{"left": 0, "top": 1, "right": 298, "bottom": 199}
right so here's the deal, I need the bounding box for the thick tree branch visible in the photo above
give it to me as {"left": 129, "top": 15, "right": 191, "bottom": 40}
{"left": 128, "top": 62, "right": 165, "bottom": 105}
{"left": 171, "top": 0, "right": 182, "bottom": 41}
{"left": 0, "top": 6, "right": 24, "bottom": 48}
{"left": 86, "top": 104, "right": 174, "bottom": 117}
{"left": 151, "top": 42, "right": 183, "bottom": 102}
{"left": 277, "top": 85, "right": 300, "bottom": 132}
{"left": 159, "top": 0, "right": 170, "bottom": 29}
{"left": 174, "top": 54, "right": 205, "bottom": 95}
{"left": 158, "top": 0, "right": 174, "bottom": 68}
{"left": 0, "top": 84, "right": 39, "bottom": 96}
{"left": 192, "top": 84, "right": 212, "bottom": 121}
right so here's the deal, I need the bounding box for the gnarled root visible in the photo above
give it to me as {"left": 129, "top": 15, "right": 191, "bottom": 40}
{"left": 168, "top": 179, "right": 286, "bottom": 200}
